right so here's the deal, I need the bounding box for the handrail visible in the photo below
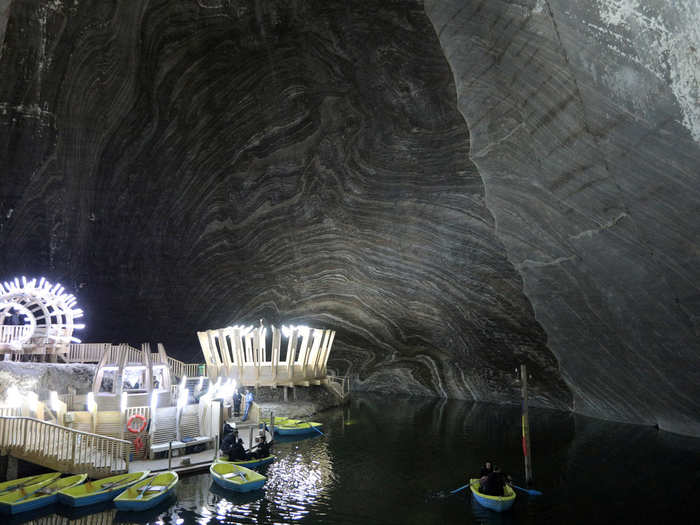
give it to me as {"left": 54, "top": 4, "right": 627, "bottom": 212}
{"left": 327, "top": 375, "right": 351, "bottom": 399}
{"left": 0, "top": 415, "right": 130, "bottom": 478}
{"left": 167, "top": 357, "right": 206, "bottom": 378}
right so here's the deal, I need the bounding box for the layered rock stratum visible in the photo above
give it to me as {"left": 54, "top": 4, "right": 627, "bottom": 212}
{"left": 424, "top": 0, "right": 700, "bottom": 435}
{"left": 0, "top": 0, "right": 698, "bottom": 435}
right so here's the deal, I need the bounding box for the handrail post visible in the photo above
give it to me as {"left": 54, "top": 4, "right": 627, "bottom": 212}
{"left": 21, "top": 419, "right": 28, "bottom": 453}
{"left": 71, "top": 432, "right": 77, "bottom": 469}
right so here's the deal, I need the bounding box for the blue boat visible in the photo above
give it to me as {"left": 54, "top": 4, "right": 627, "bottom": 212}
{"left": 210, "top": 463, "right": 266, "bottom": 493}
{"left": 469, "top": 478, "right": 516, "bottom": 512}
{"left": 113, "top": 472, "right": 178, "bottom": 511}
{"left": 0, "top": 474, "right": 87, "bottom": 515}
{"left": 216, "top": 455, "right": 276, "bottom": 469}
{"left": 275, "top": 422, "right": 323, "bottom": 436}
{"left": 57, "top": 471, "right": 150, "bottom": 507}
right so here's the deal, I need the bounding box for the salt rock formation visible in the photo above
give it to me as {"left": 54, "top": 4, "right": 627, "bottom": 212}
{"left": 0, "top": 0, "right": 570, "bottom": 409}
{"left": 1, "top": 0, "right": 699, "bottom": 435}
{"left": 424, "top": 0, "right": 700, "bottom": 435}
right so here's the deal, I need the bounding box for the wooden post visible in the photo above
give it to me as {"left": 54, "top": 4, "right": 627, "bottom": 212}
{"left": 213, "top": 435, "right": 219, "bottom": 462}
{"left": 520, "top": 364, "right": 533, "bottom": 485}
{"left": 168, "top": 441, "right": 173, "bottom": 470}
{"left": 270, "top": 411, "right": 275, "bottom": 439}
{"left": 71, "top": 432, "right": 77, "bottom": 468}
{"left": 249, "top": 426, "right": 254, "bottom": 450}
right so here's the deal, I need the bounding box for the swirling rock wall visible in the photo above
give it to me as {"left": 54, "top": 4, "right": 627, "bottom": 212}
{"left": 0, "top": 1, "right": 571, "bottom": 409}
{"left": 424, "top": 0, "right": 700, "bottom": 435}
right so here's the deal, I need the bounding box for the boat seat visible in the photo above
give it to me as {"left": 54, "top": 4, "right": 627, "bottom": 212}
{"left": 149, "top": 436, "right": 215, "bottom": 459}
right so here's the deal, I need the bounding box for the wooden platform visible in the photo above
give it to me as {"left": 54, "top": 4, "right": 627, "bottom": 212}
{"left": 128, "top": 423, "right": 271, "bottom": 477}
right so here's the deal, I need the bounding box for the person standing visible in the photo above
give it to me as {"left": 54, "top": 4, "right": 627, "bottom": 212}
{"left": 242, "top": 389, "right": 254, "bottom": 421}
{"left": 233, "top": 389, "right": 242, "bottom": 417}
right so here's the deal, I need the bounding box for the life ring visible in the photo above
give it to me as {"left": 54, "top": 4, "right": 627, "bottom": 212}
{"left": 127, "top": 413, "right": 148, "bottom": 434}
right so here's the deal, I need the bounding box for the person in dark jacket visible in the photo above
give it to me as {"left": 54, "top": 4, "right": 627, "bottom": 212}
{"left": 220, "top": 424, "right": 237, "bottom": 455}
{"left": 480, "top": 461, "right": 493, "bottom": 477}
{"left": 252, "top": 432, "right": 271, "bottom": 459}
{"left": 228, "top": 438, "right": 249, "bottom": 461}
{"left": 480, "top": 466, "right": 511, "bottom": 496}
{"left": 233, "top": 390, "right": 242, "bottom": 417}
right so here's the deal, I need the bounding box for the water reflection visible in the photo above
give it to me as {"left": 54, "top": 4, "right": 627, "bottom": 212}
{"left": 9, "top": 395, "right": 700, "bottom": 524}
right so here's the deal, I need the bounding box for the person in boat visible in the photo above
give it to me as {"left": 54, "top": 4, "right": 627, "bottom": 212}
{"left": 252, "top": 432, "right": 271, "bottom": 459}
{"left": 480, "top": 466, "right": 511, "bottom": 496}
{"left": 220, "top": 424, "right": 236, "bottom": 456}
{"left": 479, "top": 461, "right": 493, "bottom": 487}
{"left": 228, "top": 438, "right": 250, "bottom": 461}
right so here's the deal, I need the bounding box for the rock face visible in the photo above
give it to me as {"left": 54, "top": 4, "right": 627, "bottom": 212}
{"left": 0, "top": 362, "right": 96, "bottom": 398}
{"left": 0, "top": 1, "right": 570, "bottom": 410}
{"left": 424, "top": 0, "right": 700, "bottom": 435}
{"left": 1, "top": 0, "right": 698, "bottom": 435}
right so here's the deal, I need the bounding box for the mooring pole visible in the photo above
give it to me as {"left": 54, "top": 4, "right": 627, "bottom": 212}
{"left": 520, "top": 364, "right": 533, "bottom": 485}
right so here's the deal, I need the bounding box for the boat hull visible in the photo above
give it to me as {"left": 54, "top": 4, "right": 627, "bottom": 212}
{"left": 58, "top": 472, "right": 150, "bottom": 507}
{"left": 113, "top": 487, "right": 175, "bottom": 511}
{"left": 212, "top": 473, "right": 265, "bottom": 493}
{"left": 210, "top": 463, "right": 266, "bottom": 493}
{"left": 469, "top": 479, "right": 515, "bottom": 512}
{"left": 275, "top": 423, "right": 322, "bottom": 436}
{"left": 113, "top": 472, "right": 178, "bottom": 512}
{"left": 0, "top": 474, "right": 87, "bottom": 515}
{"left": 217, "top": 456, "right": 275, "bottom": 469}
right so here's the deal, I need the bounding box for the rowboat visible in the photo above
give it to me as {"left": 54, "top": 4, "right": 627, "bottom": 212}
{"left": 210, "top": 462, "right": 266, "bottom": 492}
{"left": 469, "top": 478, "right": 516, "bottom": 512}
{"left": 0, "top": 474, "right": 87, "bottom": 515}
{"left": 0, "top": 473, "right": 60, "bottom": 496}
{"left": 275, "top": 421, "right": 323, "bottom": 436}
{"left": 216, "top": 455, "right": 276, "bottom": 469}
{"left": 113, "top": 472, "right": 178, "bottom": 511}
{"left": 57, "top": 471, "right": 150, "bottom": 507}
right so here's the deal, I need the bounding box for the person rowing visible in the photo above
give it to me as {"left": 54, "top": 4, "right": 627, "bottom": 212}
{"left": 479, "top": 465, "right": 512, "bottom": 496}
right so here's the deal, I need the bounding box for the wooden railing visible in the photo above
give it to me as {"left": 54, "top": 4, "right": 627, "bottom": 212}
{"left": 0, "top": 325, "right": 33, "bottom": 344}
{"left": 0, "top": 416, "right": 130, "bottom": 478}
{"left": 67, "top": 343, "right": 111, "bottom": 363}
{"left": 168, "top": 357, "right": 206, "bottom": 379}
{"left": 327, "top": 375, "right": 351, "bottom": 400}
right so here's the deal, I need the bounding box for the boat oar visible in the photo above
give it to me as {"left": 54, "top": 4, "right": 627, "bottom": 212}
{"left": 0, "top": 476, "right": 42, "bottom": 495}
{"left": 136, "top": 477, "right": 155, "bottom": 499}
{"left": 301, "top": 422, "right": 326, "bottom": 437}
{"left": 14, "top": 483, "right": 59, "bottom": 503}
{"left": 510, "top": 483, "right": 543, "bottom": 496}
{"left": 450, "top": 480, "right": 479, "bottom": 495}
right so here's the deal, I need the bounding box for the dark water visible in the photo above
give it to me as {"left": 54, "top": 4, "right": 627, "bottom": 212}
{"left": 15, "top": 394, "right": 700, "bottom": 524}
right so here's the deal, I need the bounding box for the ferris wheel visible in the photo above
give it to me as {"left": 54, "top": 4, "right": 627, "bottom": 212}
{"left": 0, "top": 276, "right": 84, "bottom": 359}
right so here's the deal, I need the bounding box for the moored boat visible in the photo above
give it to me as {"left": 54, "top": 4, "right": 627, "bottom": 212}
{"left": 469, "top": 478, "right": 516, "bottom": 512}
{"left": 210, "top": 462, "right": 266, "bottom": 492}
{"left": 57, "top": 471, "right": 150, "bottom": 507}
{"left": 113, "top": 472, "right": 178, "bottom": 511}
{"left": 0, "top": 474, "right": 88, "bottom": 515}
{"left": 0, "top": 473, "right": 60, "bottom": 496}
{"left": 275, "top": 421, "right": 323, "bottom": 436}
{"left": 216, "top": 455, "right": 276, "bottom": 469}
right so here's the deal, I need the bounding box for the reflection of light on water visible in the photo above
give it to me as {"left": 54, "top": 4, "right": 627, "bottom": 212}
{"left": 264, "top": 444, "right": 333, "bottom": 521}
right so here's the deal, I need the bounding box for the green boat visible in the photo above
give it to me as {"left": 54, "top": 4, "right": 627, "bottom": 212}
{"left": 0, "top": 474, "right": 87, "bottom": 515}
{"left": 113, "top": 472, "right": 178, "bottom": 511}
{"left": 210, "top": 462, "right": 266, "bottom": 493}
{"left": 0, "top": 473, "right": 60, "bottom": 496}
{"left": 57, "top": 471, "right": 150, "bottom": 507}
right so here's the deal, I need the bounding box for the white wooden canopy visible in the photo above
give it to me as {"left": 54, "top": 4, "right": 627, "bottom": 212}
{"left": 197, "top": 324, "right": 335, "bottom": 387}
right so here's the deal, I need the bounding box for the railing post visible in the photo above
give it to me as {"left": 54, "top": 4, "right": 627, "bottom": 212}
{"left": 21, "top": 419, "right": 28, "bottom": 453}
{"left": 71, "top": 432, "right": 77, "bottom": 468}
